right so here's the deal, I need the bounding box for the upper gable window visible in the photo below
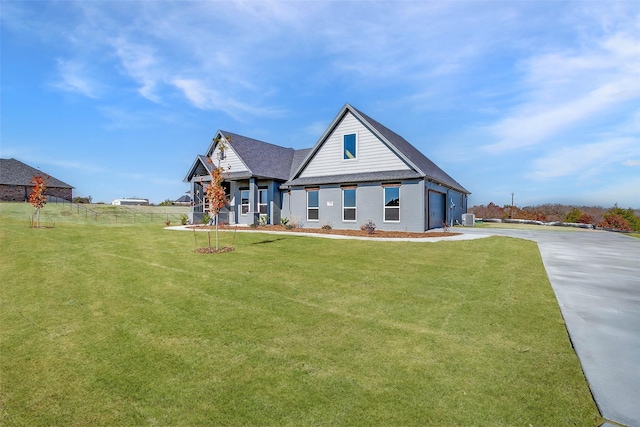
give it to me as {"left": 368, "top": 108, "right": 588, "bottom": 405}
{"left": 343, "top": 133, "right": 357, "bottom": 160}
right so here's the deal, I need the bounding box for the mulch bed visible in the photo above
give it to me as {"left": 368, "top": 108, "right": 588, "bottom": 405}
{"left": 194, "top": 246, "right": 235, "bottom": 253}
{"left": 189, "top": 224, "right": 458, "bottom": 239}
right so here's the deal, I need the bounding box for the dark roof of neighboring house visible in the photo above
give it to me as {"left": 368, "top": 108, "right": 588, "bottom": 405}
{"left": 0, "top": 158, "right": 73, "bottom": 188}
{"left": 175, "top": 194, "right": 191, "bottom": 203}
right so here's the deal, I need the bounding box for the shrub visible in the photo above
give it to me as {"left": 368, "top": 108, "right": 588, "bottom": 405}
{"left": 322, "top": 224, "right": 332, "bottom": 230}
{"left": 202, "top": 213, "right": 211, "bottom": 225}
{"left": 577, "top": 213, "right": 594, "bottom": 224}
{"left": 360, "top": 219, "right": 376, "bottom": 234}
{"left": 564, "top": 207, "right": 582, "bottom": 223}
{"left": 181, "top": 214, "right": 188, "bottom": 225}
{"left": 280, "top": 217, "right": 290, "bottom": 226}
{"left": 598, "top": 213, "right": 632, "bottom": 231}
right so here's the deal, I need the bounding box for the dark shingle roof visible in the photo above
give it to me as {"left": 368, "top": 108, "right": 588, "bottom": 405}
{"left": 284, "top": 170, "right": 422, "bottom": 187}
{"left": 219, "top": 131, "right": 296, "bottom": 181}
{"left": 288, "top": 104, "right": 469, "bottom": 194}
{"left": 350, "top": 106, "right": 469, "bottom": 194}
{"left": 0, "top": 158, "right": 73, "bottom": 188}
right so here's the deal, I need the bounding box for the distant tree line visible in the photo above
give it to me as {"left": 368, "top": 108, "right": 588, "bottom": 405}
{"left": 470, "top": 203, "right": 640, "bottom": 232}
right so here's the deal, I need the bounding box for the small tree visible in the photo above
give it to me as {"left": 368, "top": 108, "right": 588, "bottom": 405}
{"left": 29, "top": 174, "right": 49, "bottom": 227}
{"left": 204, "top": 137, "right": 230, "bottom": 250}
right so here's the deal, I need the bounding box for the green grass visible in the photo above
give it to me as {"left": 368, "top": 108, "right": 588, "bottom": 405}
{"left": 0, "top": 203, "right": 600, "bottom": 426}
{"left": 1, "top": 201, "right": 189, "bottom": 226}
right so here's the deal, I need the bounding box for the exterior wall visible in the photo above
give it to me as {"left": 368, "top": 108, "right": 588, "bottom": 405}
{"left": 0, "top": 185, "right": 71, "bottom": 202}
{"left": 284, "top": 180, "right": 425, "bottom": 232}
{"left": 299, "top": 112, "right": 410, "bottom": 178}
{"left": 229, "top": 179, "right": 280, "bottom": 226}
{"left": 424, "top": 180, "right": 467, "bottom": 229}
{"left": 210, "top": 143, "right": 248, "bottom": 174}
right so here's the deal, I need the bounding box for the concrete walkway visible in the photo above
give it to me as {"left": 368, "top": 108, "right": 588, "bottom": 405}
{"left": 169, "top": 225, "right": 640, "bottom": 425}
{"left": 459, "top": 227, "right": 640, "bottom": 427}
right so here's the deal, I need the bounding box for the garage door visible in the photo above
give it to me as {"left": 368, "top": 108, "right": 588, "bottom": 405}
{"left": 428, "top": 191, "right": 445, "bottom": 229}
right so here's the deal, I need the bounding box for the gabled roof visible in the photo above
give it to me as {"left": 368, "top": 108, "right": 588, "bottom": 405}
{"left": 0, "top": 158, "right": 73, "bottom": 188}
{"left": 288, "top": 104, "right": 470, "bottom": 194}
{"left": 213, "top": 131, "right": 296, "bottom": 181}
{"left": 183, "top": 155, "right": 213, "bottom": 182}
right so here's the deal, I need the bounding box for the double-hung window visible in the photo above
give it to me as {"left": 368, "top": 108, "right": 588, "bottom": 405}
{"left": 307, "top": 189, "right": 319, "bottom": 221}
{"left": 259, "top": 189, "right": 268, "bottom": 215}
{"left": 384, "top": 186, "right": 400, "bottom": 222}
{"left": 343, "top": 133, "right": 357, "bottom": 160}
{"left": 342, "top": 187, "right": 356, "bottom": 221}
{"left": 240, "top": 189, "right": 250, "bottom": 215}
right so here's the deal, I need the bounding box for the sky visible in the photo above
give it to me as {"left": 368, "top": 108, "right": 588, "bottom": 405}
{"left": 1, "top": 0, "right": 639, "bottom": 208}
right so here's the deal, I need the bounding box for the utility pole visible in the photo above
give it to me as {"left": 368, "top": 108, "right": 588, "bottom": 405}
{"left": 511, "top": 193, "right": 514, "bottom": 219}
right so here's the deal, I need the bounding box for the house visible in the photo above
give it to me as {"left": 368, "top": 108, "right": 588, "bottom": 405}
{"left": 0, "top": 158, "right": 73, "bottom": 202}
{"left": 174, "top": 194, "right": 192, "bottom": 206}
{"left": 184, "top": 104, "right": 470, "bottom": 231}
{"left": 111, "top": 198, "right": 149, "bottom": 206}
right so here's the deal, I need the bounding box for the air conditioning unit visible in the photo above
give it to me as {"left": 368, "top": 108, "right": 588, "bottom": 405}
{"left": 462, "top": 213, "right": 475, "bottom": 226}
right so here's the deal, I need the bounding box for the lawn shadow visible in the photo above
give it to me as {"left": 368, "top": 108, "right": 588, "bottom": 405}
{"left": 251, "top": 237, "right": 288, "bottom": 245}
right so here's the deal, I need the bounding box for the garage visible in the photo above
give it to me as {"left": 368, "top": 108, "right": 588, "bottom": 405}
{"left": 428, "top": 190, "right": 445, "bottom": 229}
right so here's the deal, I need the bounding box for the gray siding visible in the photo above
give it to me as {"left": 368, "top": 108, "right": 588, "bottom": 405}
{"left": 283, "top": 180, "right": 425, "bottom": 232}
{"left": 211, "top": 142, "right": 249, "bottom": 174}
{"left": 299, "top": 112, "right": 410, "bottom": 178}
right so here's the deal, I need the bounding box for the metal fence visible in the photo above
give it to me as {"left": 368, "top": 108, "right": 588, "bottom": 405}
{"left": 44, "top": 196, "right": 188, "bottom": 224}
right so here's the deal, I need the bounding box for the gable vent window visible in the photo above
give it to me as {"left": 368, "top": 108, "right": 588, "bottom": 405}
{"left": 343, "top": 133, "right": 357, "bottom": 160}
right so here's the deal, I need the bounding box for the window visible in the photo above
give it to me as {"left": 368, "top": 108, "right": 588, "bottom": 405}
{"left": 307, "top": 189, "right": 319, "bottom": 221}
{"left": 384, "top": 186, "right": 400, "bottom": 222}
{"left": 259, "top": 189, "right": 268, "bottom": 215}
{"left": 240, "top": 189, "right": 249, "bottom": 215}
{"left": 342, "top": 188, "right": 356, "bottom": 221}
{"left": 343, "top": 133, "right": 357, "bottom": 160}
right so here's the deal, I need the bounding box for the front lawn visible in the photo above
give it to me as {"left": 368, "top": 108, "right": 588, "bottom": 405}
{"left": 0, "top": 208, "right": 600, "bottom": 426}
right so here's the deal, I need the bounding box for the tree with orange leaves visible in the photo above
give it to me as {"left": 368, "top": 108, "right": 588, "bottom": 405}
{"left": 205, "top": 137, "right": 230, "bottom": 250}
{"left": 29, "top": 174, "right": 49, "bottom": 227}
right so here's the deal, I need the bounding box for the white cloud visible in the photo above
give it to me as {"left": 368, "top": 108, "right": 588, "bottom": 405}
{"left": 483, "top": 26, "right": 640, "bottom": 153}
{"left": 52, "top": 59, "right": 100, "bottom": 98}
{"left": 110, "top": 37, "right": 161, "bottom": 102}
{"left": 526, "top": 137, "right": 640, "bottom": 180}
{"left": 623, "top": 160, "right": 640, "bottom": 167}
{"left": 172, "top": 78, "right": 285, "bottom": 120}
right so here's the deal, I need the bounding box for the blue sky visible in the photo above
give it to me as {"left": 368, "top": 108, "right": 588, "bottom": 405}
{"left": 2, "top": 1, "right": 639, "bottom": 208}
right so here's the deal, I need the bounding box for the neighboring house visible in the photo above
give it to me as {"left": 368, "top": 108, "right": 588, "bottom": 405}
{"left": 174, "top": 194, "right": 192, "bottom": 206}
{"left": 0, "top": 158, "right": 73, "bottom": 202}
{"left": 184, "top": 104, "right": 470, "bottom": 231}
{"left": 111, "top": 198, "right": 149, "bottom": 206}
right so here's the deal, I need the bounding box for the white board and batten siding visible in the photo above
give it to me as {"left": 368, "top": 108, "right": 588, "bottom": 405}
{"left": 211, "top": 143, "right": 248, "bottom": 174}
{"left": 299, "top": 112, "right": 411, "bottom": 178}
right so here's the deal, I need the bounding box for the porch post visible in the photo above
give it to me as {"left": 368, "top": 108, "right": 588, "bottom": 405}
{"left": 249, "top": 177, "right": 259, "bottom": 225}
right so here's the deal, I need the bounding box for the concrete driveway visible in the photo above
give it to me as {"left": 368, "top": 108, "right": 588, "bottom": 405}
{"left": 460, "top": 227, "right": 640, "bottom": 427}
